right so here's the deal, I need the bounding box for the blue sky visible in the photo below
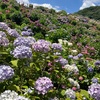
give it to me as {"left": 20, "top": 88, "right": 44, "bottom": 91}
{"left": 16, "top": 0, "right": 100, "bottom": 13}
{"left": 30, "top": 0, "right": 82, "bottom": 13}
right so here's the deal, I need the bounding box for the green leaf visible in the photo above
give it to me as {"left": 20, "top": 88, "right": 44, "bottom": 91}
{"left": 28, "top": 79, "right": 35, "bottom": 86}
{"left": 61, "top": 90, "right": 65, "bottom": 96}
{"left": 22, "top": 86, "right": 28, "bottom": 89}
{"left": 8, "top": 85, "right": 20, "bottom": 92}
{"left": 80, "top": 89, "right": 90, "bottom": 99}
{"left": 11, "top": 60, "right": 19, "bottom": 67}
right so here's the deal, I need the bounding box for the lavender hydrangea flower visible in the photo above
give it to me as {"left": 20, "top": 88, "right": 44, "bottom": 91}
{"left": 65, "top": 89, "right": 76, "bottom": 100}
{"left": 73, "top": 56, "right": 79, "bottom": 60}
{"left": 34, "top": 77, "right": 53, "bottom": 95}
{"left": 32, "top": 40, "right": 51, "bottom": 53}
{"left": 0, "top": 31, "right": 6, "bottom": 37}
{"left": 88, "top": 83, "right": 100, "bottom": 100}
{"left": 0, "top": 90, "right": 30, "bottom": 100}
{"left": 7, "top": 28, "right": 20, "bottom": 37}
{"left": 51, "top": 43, "right": 62, "bottom": 51}
{"left": 0, "top": 36, "right": 9, "bottom": 47}
{"left": 57, "top": 57, "right": 68, "bottom": 66}
{"left": 12, "top": 45, "right": 32, "bottom": 59}
{"left": 0, "top": 22, "right": 9, "bottom": 30}
{"left": 13, "top": 36, "right": 36, "bottom": 47}
{"left": 0, "top": 65, "right": 14, "bottom": 82}
{"left": 77, "top": 53, "right": 83, "bottom": 58}
{"left": 68, "top": 55, "right": 73, "bottom": 59}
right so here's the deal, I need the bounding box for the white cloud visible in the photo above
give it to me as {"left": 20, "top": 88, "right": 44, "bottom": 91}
{"left": 80, "top": 0, "right": 100, "bottom": 10}
{"left": 16, "top": 0, "right": 60, "bottom": 12}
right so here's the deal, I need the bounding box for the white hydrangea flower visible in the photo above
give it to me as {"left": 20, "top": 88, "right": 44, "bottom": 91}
{"left": 65, "top": 89, "right": 76, "bottom": 100}
{"left": 71, "top": 50, "right": 78, "bottom": 55}
{"left": 58, "top": 39, "right": 63, "bottom": 45}
{"left": 64, "top": 64, "right": 79, "bottom": 73}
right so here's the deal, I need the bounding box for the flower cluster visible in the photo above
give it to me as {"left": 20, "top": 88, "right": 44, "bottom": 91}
{"left": 65, "top": 89, "right": 76, "bottom": 100}
{"left": 64, "top": 64, "right": 79, "bottom": 73}
{"left": 0, "top": 22, "right": 9, "bottom": 30}
{"left": 32, "top": 40, "right": 51, "bottom": 53}
{"left": 34, "top": 77, "right": 53, "bottom": 95}
{"left": 0, "top": 36, "right": 9, "bottom": 47}
{"left": 88, "top": 83, "right": 100, "bottom": 100}
{"left": 0, "top": 90, "right": 29, "bottom": 100}
{"left": 7, "top": 28, "right": 20, "bottom": 38}
{"left": 57, "top": 57, "right": 68, "bottom": 66}
{"left": 0, "top": 65, "right": 14, "bottom": 82}
{"left": 21, "top": 29, "right": 34, "bottom": 36}
{"left": 68, "top": 78, "right": 80, "bottom": 89}
{"left": 0, "top": 31, "right": 7, "bottom": 37}
{"left": 12, "top": 45, "right": 32, "bottom": 59}
{"left": 95, "top": 60, "right": 100, "bottom": 67}
{"left": 51, "top": 43, "right": 62, "bottom": 51}
{"left": 13, "top": 36, "right": 36, "bottom": 47}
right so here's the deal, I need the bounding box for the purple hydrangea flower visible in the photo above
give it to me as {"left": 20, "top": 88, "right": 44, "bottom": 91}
{"left": 0, "top": 65, "right": 14, "bottom": 82}
{"left": 32, "top": 40, "right": 51, "bottom": 53}
{"left": 13, "top": 36, "right": 36, "bottom": 47}
{"left": 34, "top": 77, "right": 53, "bottom": 95}
{"left": 88, "top": 83, "right": 100, "bottom": 100}
{"left": 95, "top": 60, "right": 100, "bottom": 66}
{"left": 0, "top": 22, "right": 9, "bottom": 30}
{"left": 7, "top": 28, "right": 20, "bottom": 37}
{"left": 12, "top": 45, "right": 32, "bottom": 59}
{"left": 51, "top": 43, "right": 62, "bottom": 51}
{"left": 0, "top": 31, "right": 6, "bottom": 37}
{"left": 0, "top": 36, "right": 9, "bottom": 47}
{"left": 57, "top": 57, "right": 68, "bottom": 66}
{"left": 87, "top": 67, "right": 94, "bottom": 73}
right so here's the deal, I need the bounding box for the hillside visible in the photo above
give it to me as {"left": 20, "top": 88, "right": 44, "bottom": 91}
{"left": 0, "top": 1, "right": 100, "bottom": 99}
{"left": 75, "top": 6, "right": 100, "bottom": 20}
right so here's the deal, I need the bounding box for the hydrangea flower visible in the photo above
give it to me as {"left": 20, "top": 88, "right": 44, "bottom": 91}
{"left": 88, "top": 83, "right": 100, "bottom": 100}
{"left": 32, "top": 40, "right": 51, "bottom": 53}
{"left": 0, "top": 22, "right": 9, "bottom": 30}
{"left": 0, "top": 31, "right": 6, "bottom": 37}
{"left": 51, "top": 43, "right": 62, "bottom": 51}
{"left": 13, "top": 36, "right": 36, "bottom": 47}
{"left": 95, "top": 60, "right": 100, "bottom": 66}
{"left": 0, "top": 90, "right": 29, "bottom": 100}
{"left": 65, "top": 89, "right": 76, "bottom": 100}
{"left": 64, "top": 64, "right": 79, "bottom": 73}
{"left": 7, "top": 28, "right": 20, "bottom": 37}
{"left": 21, "top": 29, "right": 34, "bottom": 36}
{"left": 92, "top": 78, "right": 98, "bottom": 83}
{"left": 87, "top": 67, "right": 94, "bottom": 73}
{"left": 57, "top": 57, "right": 68, "bottom": 66}
{"left": 12, "top": 45, "right": 32, "bottom": 59}
{"left": 34, "top": 77, "right": 53, "bottom": 95}
{"left": 73, "top": 56, "right": 79, "bottom": 60}
{"left": 77, "top": 53, "right": 83, "bottom": 58}
{"left": 0, "top": 36, "right": 9, "bottom": 47}
{"left": 0, "top": 65, "right": 14, "bottom": 82}
{"left": 68, "top": 55, "right": 73, "bottom": 59}
{"left": 68, "top": 78, "right": 80, "bottom": 89}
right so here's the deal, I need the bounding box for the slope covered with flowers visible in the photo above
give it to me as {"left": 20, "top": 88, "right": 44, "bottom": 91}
{"left": 0, "top": 0, "right": 100, "bottom": 100}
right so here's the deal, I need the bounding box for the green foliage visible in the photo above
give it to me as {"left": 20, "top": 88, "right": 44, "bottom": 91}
{"left": 75, "top": 6, "right": 100, "bottom": 20}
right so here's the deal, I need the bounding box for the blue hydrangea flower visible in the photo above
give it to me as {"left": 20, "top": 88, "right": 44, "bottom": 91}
{"left": 68, "top": 55, "right": 73, "bottom": 59}
{"left": 77, "top": 53, "right": 83, "bottom": 58}
{"left": 0, "top": 22, "right": 9, "bottom": 30}
{"left": 21, "top": 30, "right": 34, "bottom": 36}
{"left": 32, "top": 40, "right": 51, "bottom": 53}
{"left": 95, "top": 60, "right": 100, "bottom": 66}
{"left": 88, "top": 83, "right": 100, "bottom": 100}
{"left": 51, "top": 43, "right": 62, "bottom": 51}
{"left": 7, "top": 28, "right": 20, "bottom": 37}
{"left": 13, "top": 36, "right": 36, "bottom": 47}
{"left": 73, "top": 56, "right": 79, "bottom": 60}
{"left": 87, "top": 67, "right": 94, "bottom": 73}
{"left": 92, "top": 78, "right": 98, "bottom": 83}
{"left": 12, "top": 45, "right": 32, "bottom": 59}
{"left": 0, "top": 65, "right": 14, "bottom": 82}
{"left": 34, "top": 77, "right": 53, "bottom": 95}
